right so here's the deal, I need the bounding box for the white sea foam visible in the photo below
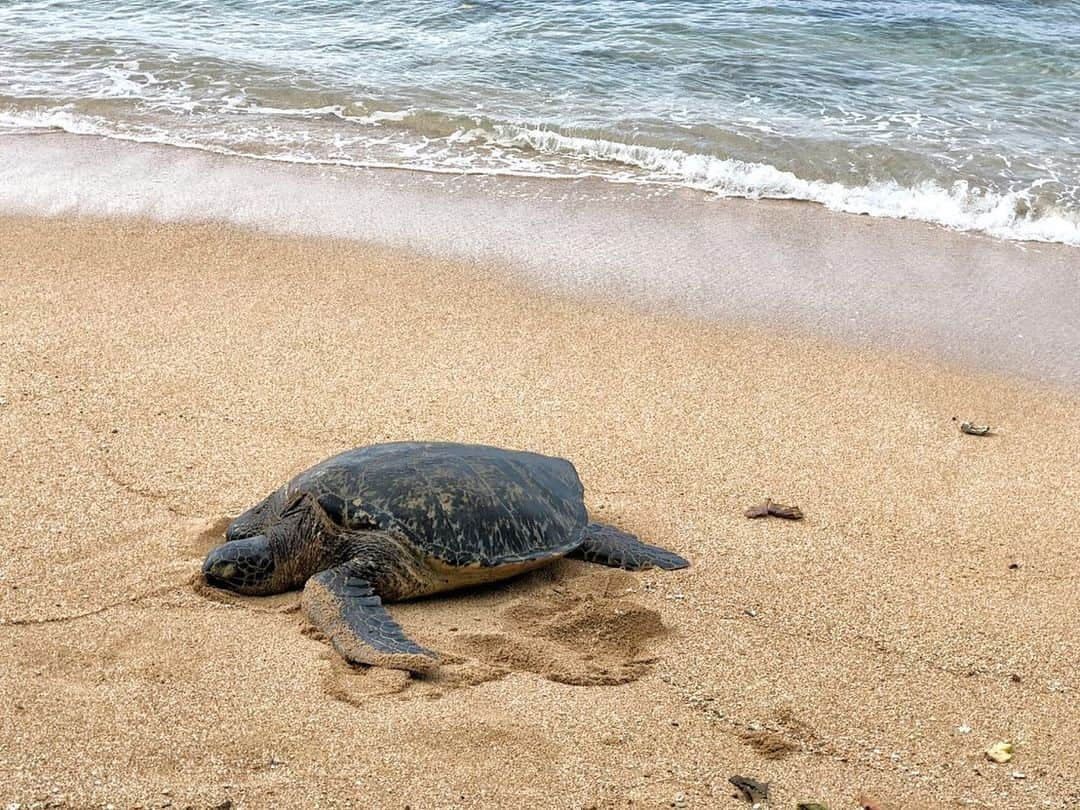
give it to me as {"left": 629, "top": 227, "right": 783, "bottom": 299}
{"left": 480, "top": 125, "right": 1080, "bottom": 246}
{"left": 244, "top": 105, "right": 412, "bottom": 125}
{"left": 1, "top": 108, "right": 1077, "bottom": 247}
{"left": 339, "top": 109, "right": 413, "bottom": 125}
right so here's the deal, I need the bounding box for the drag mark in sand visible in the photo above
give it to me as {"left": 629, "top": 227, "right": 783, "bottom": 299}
{"left": 321, "top": 567, "right": 674, "bottom": 705}
{"left": 1, "top": 517, "right": 279, "bottom": 627}
{"left": 660, "top": 670, "right": 871, "bottom": 772}
{"left": 0, "top": 580, "right": 186, "bottom": 627}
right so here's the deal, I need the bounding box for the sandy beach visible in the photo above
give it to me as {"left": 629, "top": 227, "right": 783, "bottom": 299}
{"left": 1, "top": 202, "right": 1077, "bottom": 809}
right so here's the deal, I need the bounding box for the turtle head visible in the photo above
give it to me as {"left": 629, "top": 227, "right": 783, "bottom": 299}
{"left": 202, "top": 537, "right": 278, "bottom": 595}
{"left": 225, "top": 486, "right": 287, "bottom": 542}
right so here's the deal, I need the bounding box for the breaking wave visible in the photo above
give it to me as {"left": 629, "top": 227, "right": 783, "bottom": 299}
{"left": 2, "top": 109, "right": 1078, "bottom": 247}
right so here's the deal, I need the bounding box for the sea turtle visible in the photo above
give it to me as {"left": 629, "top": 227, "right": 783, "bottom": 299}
{"left": 202, "top": 441, "right": 688, "bottom": 672}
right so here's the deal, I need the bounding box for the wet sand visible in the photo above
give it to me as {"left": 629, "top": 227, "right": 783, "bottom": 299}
{"left": 0, "top": 213, "right": 1078, "bottom": 809}
{"left": 2, "top": 133, "right": 1079, "bottom": 386}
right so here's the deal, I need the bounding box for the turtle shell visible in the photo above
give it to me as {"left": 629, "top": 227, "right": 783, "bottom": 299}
{"left": 286, "top": 442, "right": 588, "bottom": 567}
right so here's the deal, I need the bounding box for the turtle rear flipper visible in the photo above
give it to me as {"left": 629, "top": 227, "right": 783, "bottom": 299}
{"left": 570, "top": 523, "right": 689, "bottom": 570}
{"left": 302, "top": 562, "right": 438, "bottom": 674}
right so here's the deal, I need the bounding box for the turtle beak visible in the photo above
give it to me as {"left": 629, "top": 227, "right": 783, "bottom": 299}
{"left": 202, "top": 547, "right": 237, "bottom": 590}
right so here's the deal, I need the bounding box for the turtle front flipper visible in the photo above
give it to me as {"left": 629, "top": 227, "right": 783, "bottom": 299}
{"left": 301, "top": 561, "right": 438, "bottom": 674}
{"left": 570, "top": 523, "right": 689, "bottom": 570}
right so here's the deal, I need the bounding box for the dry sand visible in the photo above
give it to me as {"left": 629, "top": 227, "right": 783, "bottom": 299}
{"left": 0, "top": 214, "right": 1077, "bottom": 809}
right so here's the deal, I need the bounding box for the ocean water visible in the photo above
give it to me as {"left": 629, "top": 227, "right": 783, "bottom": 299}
{"left": 1, "top": 0, "right": 1078, "bottom": 245}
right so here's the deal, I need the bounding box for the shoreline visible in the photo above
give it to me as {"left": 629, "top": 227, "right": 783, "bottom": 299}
{"left": 3, "top": 111, "right": 1078, "bottom": 249}
{"left": 1, "top": 213, "right": 1078, "bottom": 807}
{"left": 2, "top": 131, "right": 1078, "bottom": 388}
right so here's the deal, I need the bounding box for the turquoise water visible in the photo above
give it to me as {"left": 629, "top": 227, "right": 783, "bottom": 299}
{"left": 1, "top": 0, "right": 1078, "bottom": 244}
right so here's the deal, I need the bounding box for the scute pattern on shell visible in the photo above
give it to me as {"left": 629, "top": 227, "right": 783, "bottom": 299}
{"left": 287, "top": 442, "right": 588, "bottom": 567}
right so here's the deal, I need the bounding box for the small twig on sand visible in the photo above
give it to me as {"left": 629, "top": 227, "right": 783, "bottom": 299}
{"left": 745, "top": 499, "right": 804, "bottom": 520}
